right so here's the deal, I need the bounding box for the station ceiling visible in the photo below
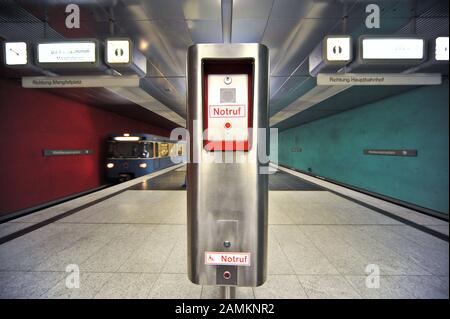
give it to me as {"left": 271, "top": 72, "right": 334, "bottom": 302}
{"left": 0, "top": 0, "right": 448, "bottom": 131}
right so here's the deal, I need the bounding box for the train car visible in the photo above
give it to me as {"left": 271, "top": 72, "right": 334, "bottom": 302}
{"left": 105, "top": 133, "right": 185, "bottom": 182}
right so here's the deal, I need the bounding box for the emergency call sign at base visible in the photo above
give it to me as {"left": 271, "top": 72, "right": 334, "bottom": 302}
{"left": 205, "top": 252, "right": 251, "bottom": 266}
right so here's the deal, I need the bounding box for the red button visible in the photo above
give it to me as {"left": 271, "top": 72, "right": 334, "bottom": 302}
{"left": 224, "top": 122, "right": 231, "bottom": 129}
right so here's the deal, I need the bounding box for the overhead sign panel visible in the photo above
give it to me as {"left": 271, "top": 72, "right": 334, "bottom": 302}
{"left": 4, "top": 42, "right": 28, "bottom": 66}
{"left": 36, "top": 39, "right": 99, "bottom": 68}
{"left": 361, "top": 37, "right": 425, "bottom": 60}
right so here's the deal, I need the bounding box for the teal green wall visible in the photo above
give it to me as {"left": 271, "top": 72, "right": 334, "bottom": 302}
{"left": 277, "top": 80, "right": 449, "bottom": 215}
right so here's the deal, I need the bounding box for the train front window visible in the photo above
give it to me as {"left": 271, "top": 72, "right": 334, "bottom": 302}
{"left": 159, "top": 143, "right": 169, "bottom": 157}
{"left": 107, "top": 141, "right": 149, "bottom": 158}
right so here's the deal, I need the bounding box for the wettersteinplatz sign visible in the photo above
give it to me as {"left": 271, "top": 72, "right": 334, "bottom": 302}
{"left": 317, "top": 73, "right": 442, "bottom": 86}
{"left": 35, "top": 39, "right": 100, "bottom": 69}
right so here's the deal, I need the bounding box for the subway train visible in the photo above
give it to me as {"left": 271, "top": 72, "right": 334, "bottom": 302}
{"left": 105, "top": 133, "right": 185, "bottom": 182}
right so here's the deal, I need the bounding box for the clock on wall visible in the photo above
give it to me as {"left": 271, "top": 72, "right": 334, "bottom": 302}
{"left": 4, "top": 42, "right": 28, "bottom": 66}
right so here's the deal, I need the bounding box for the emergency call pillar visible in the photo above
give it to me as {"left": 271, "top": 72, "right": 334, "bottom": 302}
{"left": 186, "top": 44, "right": 269, "bottom": 287}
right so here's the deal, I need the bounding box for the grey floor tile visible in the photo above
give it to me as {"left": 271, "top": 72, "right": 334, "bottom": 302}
{"left": 81, "top": 225, "right": 154, "bottom": 273}
{"left": 118, "top": 225, "right": 182, "bottom": 273}
{"left": 0, "top": 224, "right": 99, "bottom": 271}
{"left": 162, "top": 229, "right": 188, "bottom": 274}
{"left": 347, "top": 275, "right": 449, "bottom": 299}
{"left": 0, "top": 271, "right": 65, "bottom": 299}
{"left": 201, "top": 286, "right": 254, "bottom": 299}
{"left": 328, "top": 226, "right": 430, "bottom": 275}
{"left": 94, "top": 273, "right": 159, "bottom": 299}
{"left": 395, "top": 275, "right": 449, "bottom": 299}
{"left": 267, "top": 227, "right": 296, "bottom": 275}
{"left": 34, "top": 224, "right": 130, "bottom": 271}
{"left": 268, "top": 194, "right": 296, "bottom": 225}
{"left": 298, "top": 275, "right": 361, "bottom": 299}
{"left": 42, "top": 272, "right": 113, "bottom": 299}
{"left": 356, "top": 225, "right": 448, "bottom": 276}
{"left": 345, "top": 275, "right": 416, "bottom": 299}
{"left": 253, "top": 275, "right": 307, "bottom": 299}
{"left": 271, "top": 225, "right": 339, "bottom": 275}
{"left": 300, "top": 225, "right": 370, "bottom": 275}
{"left": 387, "top": 226, "right": 449, "bottom": 265}
{"left": 148, "top": 274, "right": 202, "bottom": 299}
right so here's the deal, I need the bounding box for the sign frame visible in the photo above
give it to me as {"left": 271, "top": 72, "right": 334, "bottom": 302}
{"left": 317, "top": 73, "right": 441, "bottom": 86}
{"left": 22, "top": 75, "right": 140, "bottom": 88}
{"left": 363, "top": 149, "right": 418, "bottom": 157}
{"left": 105, "top": 37, "right": 132, "bottom": 66}
{"left": 202, "top": 60, "right": 253, "bottom": 152}
{"left": 324, "top": 35, "right": 353, "bottom": 64}
{"left": 358, "top": 35, "right": 427, "bottom": 66}
{"left": 205, "top": 252, "right": 251, "bottom": 267}
{"left": 43, "top": 149, "right": 94, "bottom": 156}
{"left": 35, "top": 38, "right": 100, "bottom": 69}
{"left": 3, "top": 41, "right": 29, "bottom": 67}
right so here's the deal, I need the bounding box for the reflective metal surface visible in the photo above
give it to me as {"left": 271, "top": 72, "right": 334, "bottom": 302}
{"left": 186, "top": 43, "right": 269, "bottom": 287}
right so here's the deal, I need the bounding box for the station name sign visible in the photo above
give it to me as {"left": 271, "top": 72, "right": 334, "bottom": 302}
{"left": 317, "top": 73, "right": 442, "bottom": 86}
{"left": 363, "top": 149, "right": 418, "bottom": 157}
{"left": 37, "top": 41, "right": 97, "bottom": 64}
{"left": 43, "top": 149, "right": 94, "bottom": 156}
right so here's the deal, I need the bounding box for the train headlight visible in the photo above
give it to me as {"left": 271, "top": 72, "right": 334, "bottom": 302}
{"left": 139, "top": 163, "right": 147, "bottom": 168}
{"left": 107, "top": 163, "right": 114, "bottom": 168}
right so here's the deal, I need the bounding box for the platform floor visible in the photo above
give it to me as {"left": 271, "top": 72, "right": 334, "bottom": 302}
{"left": 129, "top": 168, "right": 323, "bottom": 191}
{"left": 0, "top": 166, "right": 448, "bottom": 299}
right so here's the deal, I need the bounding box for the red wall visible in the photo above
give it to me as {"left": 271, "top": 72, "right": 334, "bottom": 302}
{"left": 0, "top": 78, "right": 170, "bottom": 215}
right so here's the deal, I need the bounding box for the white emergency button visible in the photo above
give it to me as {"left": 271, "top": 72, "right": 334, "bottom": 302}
{"left": 224, "top": 75, "right": 232, "bottom": 85}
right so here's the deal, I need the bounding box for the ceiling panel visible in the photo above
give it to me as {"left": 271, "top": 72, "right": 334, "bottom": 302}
{"left": 262, "top": 18, "right": 338, "bottom": 76}
{"left": 233, "top": 0, "right": 274, "bottom": 19}
{"left": 113, "top": 19, "right": 192, "bottom": 77}
{"left": 111, "top": 0, "right": 186, "bottom": 21}
{"left": 181, "top": 0, "right": 222, "bottom": 20}
{"left": 270, "top": 76, "right": 315, "bottom": 116}
{"left": 270, "top": 0, "right": 358, "bottom": 20}
{"left": 232, "top": 19, "right": 268, "bottom": 43}
{"left": 141, "top": 76, "right": 186, "bottom": 117}
{"left": 187, "top": 19, "right": 222, "bottom": 43}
